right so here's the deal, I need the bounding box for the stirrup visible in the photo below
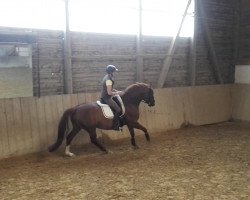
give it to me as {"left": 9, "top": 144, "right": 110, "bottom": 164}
{"left": 114, "top": 126, "right": 123, "bottom": 132}
{"left": 113, "top": 124, "right": 122, "bottom": 131}
{"left": 113, "top": 121, "right": 122, "bottom": 132}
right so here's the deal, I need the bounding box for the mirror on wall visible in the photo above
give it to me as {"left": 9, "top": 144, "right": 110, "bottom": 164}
{"left": 0, "top": 43, "right": 33, "bottom": 99}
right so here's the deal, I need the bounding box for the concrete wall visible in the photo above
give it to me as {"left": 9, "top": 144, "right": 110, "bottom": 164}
{"left": 0, "top": 84, "right": 232, "bottom": 159}
{"left": 232, "top": 83, "right": 250, "bottom": 121}
{"left": 232, "top": 64, "right": 250, "bottom": 121}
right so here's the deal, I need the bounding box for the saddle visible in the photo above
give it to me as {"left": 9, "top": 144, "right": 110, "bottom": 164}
{"left": 96, "top": 95, "right": 125, "bottom": 119}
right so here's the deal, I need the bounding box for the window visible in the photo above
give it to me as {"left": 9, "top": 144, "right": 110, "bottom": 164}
{"left": 0, "top": 0, "right": 194, "bottom": 37}
{"left": 69, "top": 0, "right": 194, "bottom": 37}
{"left": 141, "top": 0, "right": 194, "bottom": 37}
{"left": 0, "top": 0, "right": 65, "bottom": 30}
{"left": 0, "top": 43, "right": 33, "bottom": 98}
{"left": 69, "top": 0, "right": 138, "bottom": 35}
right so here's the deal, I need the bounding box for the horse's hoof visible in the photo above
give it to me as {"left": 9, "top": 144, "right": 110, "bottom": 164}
{"left": 145, "top": 134, "right": 150, "bottom": 142}
{"left": 103, "top": 150, "right": 113, "bottom": 154}
{"left": 107, "top": 150, "right": 114, "bottom": 154}
{"left": 65, "top": 152, "right": 75, "bottom": 157}
{"left": 133, "top": 146, "right": 139, "bottom": 150}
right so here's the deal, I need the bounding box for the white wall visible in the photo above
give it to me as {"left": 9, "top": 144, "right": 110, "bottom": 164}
{"left": 233, "top": 65, "right": 250, "bottom": 121}
{"left": 235, "top": 65, "right": 250, "bottom": 84}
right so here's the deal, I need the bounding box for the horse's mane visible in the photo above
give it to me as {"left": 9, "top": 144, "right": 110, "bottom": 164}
{"left": 124, "top": 82, "right": 149, "bottom": 94}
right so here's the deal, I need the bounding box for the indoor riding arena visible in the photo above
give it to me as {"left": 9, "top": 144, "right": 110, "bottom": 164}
{"left": 0, "top": 0, "right": 250, "bottom": 200}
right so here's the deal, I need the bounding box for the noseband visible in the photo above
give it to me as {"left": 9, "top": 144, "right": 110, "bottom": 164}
{"left": 142, "top": 88, "right": 154, "bottom": 106}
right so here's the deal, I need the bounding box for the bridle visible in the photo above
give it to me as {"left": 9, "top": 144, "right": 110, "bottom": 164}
{"left": 142, "top": 88, "right": 154, "bottom": 107}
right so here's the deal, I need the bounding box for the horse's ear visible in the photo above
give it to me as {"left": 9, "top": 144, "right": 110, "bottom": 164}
{"left": 149, "top": 82, "right": 153, "bottom": 88}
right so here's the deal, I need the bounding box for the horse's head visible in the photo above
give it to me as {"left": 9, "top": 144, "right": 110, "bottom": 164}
{"left": 141, "top": 86, "right": 155, "bottom": 107}
{"left": 124, "top": 83, "right": 155, "bottom": 107}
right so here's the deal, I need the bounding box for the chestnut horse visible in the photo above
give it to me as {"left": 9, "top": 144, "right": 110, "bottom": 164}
{"left": 48, "top": 83, "right": 155, "bottom": 156}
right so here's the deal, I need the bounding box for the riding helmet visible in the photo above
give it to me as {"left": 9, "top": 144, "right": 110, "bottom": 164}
{"left": 106, "top": 65, "right": 118, "bottom": 74}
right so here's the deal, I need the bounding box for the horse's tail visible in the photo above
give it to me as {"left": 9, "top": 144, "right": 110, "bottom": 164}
{"left": 48, "top": 108, "right": 75, "bottom": 152}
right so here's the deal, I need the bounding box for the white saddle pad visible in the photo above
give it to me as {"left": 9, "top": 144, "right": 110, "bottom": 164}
{"left": 96, "top": 101, "right": 114, "bottom": 119}
{"left": 97, "top": 95, "right": 125, "bottom": 119}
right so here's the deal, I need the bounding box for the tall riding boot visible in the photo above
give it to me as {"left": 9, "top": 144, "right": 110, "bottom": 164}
{"left": 113, "top": 113, "right": 120, "bottom": 131}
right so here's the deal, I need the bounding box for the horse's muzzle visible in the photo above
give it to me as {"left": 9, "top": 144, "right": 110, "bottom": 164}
{"left": 148, "top": 101, "right": 155, "bottom": 107}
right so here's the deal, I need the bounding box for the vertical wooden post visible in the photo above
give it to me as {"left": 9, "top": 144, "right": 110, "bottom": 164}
{"left": 63, "top": 0, "right": 73, "bottom": 94}
{"left": 136, "top": 0, "right": 143, "bottom": 82}
{"left": 36, "top": 40, "right": 41, "bottom": 97}
{"left": 157, "top": 0, "right": 192, "bottom": 88}
{"left": 189, "top": 0, "right": 197, "bottom": 86}
{"left": 232, "top": 0, "right": 240, "bottom": 82}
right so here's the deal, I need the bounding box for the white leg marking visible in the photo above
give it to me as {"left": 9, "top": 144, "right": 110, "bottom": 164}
{"left": 65, "top": 145, "right": 75, "bottom": 157}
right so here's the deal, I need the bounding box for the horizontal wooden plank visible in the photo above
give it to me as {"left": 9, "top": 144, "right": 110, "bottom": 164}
{"left": 0, "top": 85, "right": 233, "bottom": 159}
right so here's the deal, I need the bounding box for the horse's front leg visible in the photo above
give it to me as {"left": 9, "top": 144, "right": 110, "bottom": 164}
{"left": 134, "top": 122, "right": 150, "bottom": 142}
{"left": 128, "top": 122, "right": 150, "bottom": 142}
{"left": 127, "top": 125, "right": 139, "bottom": 149}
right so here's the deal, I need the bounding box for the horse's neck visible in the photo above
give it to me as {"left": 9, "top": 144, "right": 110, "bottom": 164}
{"left": 122, "top": 93, "right": 141, "bottom": 107}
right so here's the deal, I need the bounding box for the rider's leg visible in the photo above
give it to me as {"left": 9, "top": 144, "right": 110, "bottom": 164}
{"left": 105, "top": 98, "right": 121, "bottom": 130}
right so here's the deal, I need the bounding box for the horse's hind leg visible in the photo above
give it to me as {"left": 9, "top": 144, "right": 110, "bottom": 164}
{"left": 65, "top": 126, "right": 81, "bottom": 157}
{"left": 87, "top": 128, "right": 108, "bottom": 153}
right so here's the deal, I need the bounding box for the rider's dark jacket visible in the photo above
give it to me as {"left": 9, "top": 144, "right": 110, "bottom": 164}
{"left": 101, "top": 74, "right": 114, "bottom": 101}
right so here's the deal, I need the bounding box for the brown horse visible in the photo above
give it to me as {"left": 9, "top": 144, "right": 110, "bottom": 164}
{"left": 48, "top": 82, "right": 155, "bottom": 156}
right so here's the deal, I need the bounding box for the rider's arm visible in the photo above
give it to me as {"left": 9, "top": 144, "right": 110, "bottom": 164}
{"left": 106, "top": 80, "right": 124, "bottom": 96}
{"left": 106, "top": 80, "right": 117, "bottom": 96}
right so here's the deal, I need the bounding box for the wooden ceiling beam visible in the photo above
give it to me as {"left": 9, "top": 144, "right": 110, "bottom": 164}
{"left": 198, "top": 0, "right": 223, "bottom": 84}
{"left": 189, "top": 0, "right": 198, "bottom": 86}
{"left": 157, "top": 0, "right": 192, "bottom": 88}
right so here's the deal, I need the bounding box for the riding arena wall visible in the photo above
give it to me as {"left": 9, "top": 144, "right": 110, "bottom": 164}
{"left": 1, "top": 0, "right": 250, "bottom": 159}
{"left": 0, "top": 84, "right": 235, "bottom": 159}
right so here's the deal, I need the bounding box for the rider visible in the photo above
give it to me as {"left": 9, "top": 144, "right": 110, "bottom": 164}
{"left": 100, "top": 65, "right": 123, "bottom": 130}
